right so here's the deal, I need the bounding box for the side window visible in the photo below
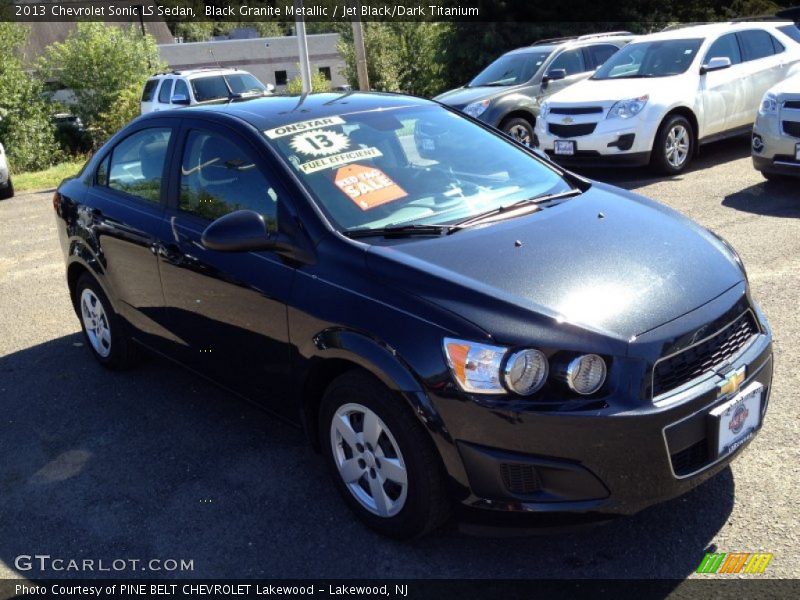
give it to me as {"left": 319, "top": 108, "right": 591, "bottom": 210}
{"left": 586, "top": 44, "right": 619, "bottom": 69}
{"left": 96, "top": 155, "right": 110, "bottom": 186}
{"left": 704, "top": 33, "right": 742, "bottom": 65}
{"left": 158, "top": 78, "right": 174, "bottom": 104}
{"left": 771, "top": 36, "right": 785, "bottom": 54}
{"left": 738, "top": 30, "right": 776, "bottom": 62}
{"left": 141, "top": 79, "right": 159, "bottom": 102}
{"left": 179, "top": 130, "right": 278, "bottom": 229}
{"left": 778, "top": 24, "right": 800, "bottom": 44}
{"left": 548, "top": 48, "right": 587, "bottom": 76}
{"left": 104, "top": 128, "right": 171, "bottom": 203}
{"left": 173, "top": 79, "right": 189, "bottom": 101}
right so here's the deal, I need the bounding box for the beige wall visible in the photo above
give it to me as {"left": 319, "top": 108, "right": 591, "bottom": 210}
{"left": 158, "top": 33, "right": 348, "bottom": 90}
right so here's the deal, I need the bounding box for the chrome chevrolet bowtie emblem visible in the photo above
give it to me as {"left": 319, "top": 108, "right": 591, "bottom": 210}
{"left": 562, "top": 116, "right": 574, "bottom": 124}
{"left": 718, "top": 365, "right": 746, "bottom": 397}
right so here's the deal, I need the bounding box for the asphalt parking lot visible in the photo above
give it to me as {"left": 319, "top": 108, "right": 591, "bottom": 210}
{"left": 1, "top": 137, "right": 798, "bottom": 581}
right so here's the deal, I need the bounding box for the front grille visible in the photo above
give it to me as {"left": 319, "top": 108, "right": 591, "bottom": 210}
{"left": 548, "top": 123, "right": 597, "bottom": 137}
{"left": 652, "top": 311, "right": 758, "bottom": 398}
{"left": 550, "top": 106, "right": 604, "bottom": 115}
{"left": 670, "top": 439, "right": 710, "bottom": 476}
{"left": 783, "top": 100, "right": 800, "bottom": 110}
{"left": 782, "top": 121, "right": 800, "bottom": 138}
{"left": 500, "top": 463, "right": 542, "bottom": 495}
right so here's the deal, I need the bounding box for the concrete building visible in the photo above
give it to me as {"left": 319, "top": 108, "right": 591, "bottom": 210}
{"left": 158, "top": 33, "right": 348, "bottom": 92}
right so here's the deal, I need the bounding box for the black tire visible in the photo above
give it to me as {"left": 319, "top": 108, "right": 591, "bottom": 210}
{"left": 651, "top": 115, "right": 695, "bottom": 175}
{"left": 501, "top": 117, "right": 534, "bottom": 146}
{"left": 320, "top": 370, "right": 450, "bottom": 539}
{"left": 762, "top": 170, "right": 788, "bottom": 182}
{"left": 0, "top": 178, "right": 12, "bottom": 200}
{"left": 74, "top": 273, "right": 139, "bottom": 369}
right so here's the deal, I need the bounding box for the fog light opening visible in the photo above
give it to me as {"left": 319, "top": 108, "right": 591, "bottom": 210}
{"left": 752, "top": 134, "right": 764, "bottom": 153}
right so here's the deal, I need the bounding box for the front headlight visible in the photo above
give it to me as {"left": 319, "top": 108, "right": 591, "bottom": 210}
{"left": 759, "top": 93, "right": 778, "bottom": 115}
{"left": 503, "top": 349, "right": 548, "bottom": 396}
{"left": 463, "top": 99, "right": 490, "bottom": 118}
{"left": 443, "top": 338, "right": 506, "bottom": 394}
{"left": 564, "top": 354, "right": 607, "bottom": 395}
{"left": 606, "top": 95, "right": 649, "bottom": 120}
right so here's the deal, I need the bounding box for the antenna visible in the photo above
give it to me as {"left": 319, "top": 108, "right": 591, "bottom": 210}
{"left": 208, "top": 47, "right": 222, "bottom": 69}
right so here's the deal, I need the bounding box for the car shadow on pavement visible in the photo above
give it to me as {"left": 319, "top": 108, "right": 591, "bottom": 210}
{"left": 723, "top": 179, "right": 800, "bottom": 218}
{"left": 574, "top": 136, "right": 753, "bottom": 190}
{"left": 0, "top": 333, "right": 734, "bottom": 582}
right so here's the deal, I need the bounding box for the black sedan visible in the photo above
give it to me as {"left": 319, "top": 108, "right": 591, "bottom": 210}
{"left": 53, "top": 92, "right": 773, "bottom": 538}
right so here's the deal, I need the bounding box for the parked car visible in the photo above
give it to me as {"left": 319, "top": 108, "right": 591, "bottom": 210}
{"left": 0, "top": 142, "right": 13, "bottom": 200}
{"left": 140, "top": 68, "right": 274, "bottom": 115}
{"left": 535, "top": 22, "right": 800, "bottom": 173}
{"left": 54, "top": 93, "right": 772, "bottom": 538}
{"left": 435, "top": 32, "right": 635, "bottom": 144}
{"left": 752, "top": 71, "right": 800, "bottom": 179}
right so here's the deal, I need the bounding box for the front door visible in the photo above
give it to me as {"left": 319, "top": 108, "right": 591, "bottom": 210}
{"left": 700, "top": 33, "right": 746, "bottom": 136}
{"left": 156, "top": 120, "right": 296, "bottom": 417}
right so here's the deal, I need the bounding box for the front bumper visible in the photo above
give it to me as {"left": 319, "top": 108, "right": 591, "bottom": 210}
{"left": 752, "top": 113, "right": 800, "bottom": 177}
{"left": 535, "top": 111, "right": 655, "bottom": 167}
{"left": 425, "top": 300, "right": 773, "bottom": 525}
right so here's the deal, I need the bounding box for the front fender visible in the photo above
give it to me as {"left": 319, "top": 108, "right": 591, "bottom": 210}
{"left": 484, "top": 92, "right": 539, "bottom": 127}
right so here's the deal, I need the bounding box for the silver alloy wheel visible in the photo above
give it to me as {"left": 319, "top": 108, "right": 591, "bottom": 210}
{"left": 506, "top": 124, "right": 532, "bottom": 145}
{"left": 330, "top": 402, "right": 408, "bottom": 518}
{"left": 80, "top": 288, "right": 112, "bottom": 358}
{"left": 665, "top": 124, "right": 690, "bottom": 169}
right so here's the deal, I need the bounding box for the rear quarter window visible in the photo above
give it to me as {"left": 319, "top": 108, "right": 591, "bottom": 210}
{"left": 141, "top": 79, "right": 159, "bottom": 102}
{"left": 778, "top": 24, "right": 800, "bottom": 44}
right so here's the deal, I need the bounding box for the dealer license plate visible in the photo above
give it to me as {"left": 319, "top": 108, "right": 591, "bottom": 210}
{"left": 554, "top": 140, "right": 575, "bottom": 155}
{"left": 710, "top": 382, "right": 762, "bottom": 456}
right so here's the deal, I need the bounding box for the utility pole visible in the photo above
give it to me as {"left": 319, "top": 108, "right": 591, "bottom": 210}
{"left": 351, "top": 3, "right": 370, "bottom": 90}
{"left": 294, "top": 0, "right": 312, "bottom": 94}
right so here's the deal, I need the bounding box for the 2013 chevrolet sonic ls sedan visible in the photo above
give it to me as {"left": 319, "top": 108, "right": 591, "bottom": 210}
{"left": 54, "top": 92, "right": 773, "bottom": 539}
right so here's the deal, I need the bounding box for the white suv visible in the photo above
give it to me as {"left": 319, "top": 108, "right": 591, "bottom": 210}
{"left": 535, "top": 22, "right": 800, "bottom": 173}
{"left": 0, "top": 142, "right": 13, "bottom": 200}
{"left": 141, "top": 69, "right": 274, "bottom": 115}
{"left": 752, "top": 71, "right": 800, "bottom": 180}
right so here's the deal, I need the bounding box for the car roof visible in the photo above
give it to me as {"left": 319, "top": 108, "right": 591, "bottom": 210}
{"left": 139, "top": 92, "right": 435, "bottom": 131}
{"left": 506, "top": 34, "right": 634, "bottom": 56}
{"left": 149, "top": 68, "right": 250, "bottom": 79}
{"left": 640, "top": 21, "right": 792, "bottom": 41}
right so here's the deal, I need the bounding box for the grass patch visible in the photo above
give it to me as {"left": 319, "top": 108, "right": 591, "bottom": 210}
{"left": 14, "top": 159, "right": 87, "bottom": 193}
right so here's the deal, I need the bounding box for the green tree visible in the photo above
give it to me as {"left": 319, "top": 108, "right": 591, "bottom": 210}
{"left": 285, "top": 67, "right": 332, "bottom": 94}
{"left": 0, "top": 23, "right": 61, "bottom": 172}
{"left": 39, "top": 23, "right": 165, "bottom": 135}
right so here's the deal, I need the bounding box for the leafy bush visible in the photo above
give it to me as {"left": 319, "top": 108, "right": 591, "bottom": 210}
{"left": 0, "top": 24, "right": 61, "bottom": 172}
{"left": 286, "top": 68, "right": 332, "bottom": 95}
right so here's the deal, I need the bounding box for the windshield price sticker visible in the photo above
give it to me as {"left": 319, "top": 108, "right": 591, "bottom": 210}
{"left": 335, "top": 164, "right": 407, "bottom": 210}
{"left": 290, "top": 129, "right": 350, "bottom": 157}
{"left": 299, "top": 147, "right": 383, "bottom": 174}
{"left": 264, "top": 116, "right": 346, "bottom": 139}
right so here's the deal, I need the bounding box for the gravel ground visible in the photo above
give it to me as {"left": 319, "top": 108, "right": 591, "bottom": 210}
{"left": 0, "top": 137, "right": 798, "bottom": 581}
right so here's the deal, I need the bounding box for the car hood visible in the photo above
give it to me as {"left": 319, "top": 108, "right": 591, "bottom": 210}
{"left": 547, "top": 77, "right": 673, "bottom": 106}
{"left": 364, "top": 183, "right": 744, "bottom": 344}
{"left": 434, "top": 86, "right": 508, "bottom": 108}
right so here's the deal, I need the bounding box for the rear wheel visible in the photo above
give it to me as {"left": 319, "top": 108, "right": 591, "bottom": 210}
{"left": 75, "top": 273, "right": 138, "bottom": 369}
{"left": 501, "top": 117, "right": 534, "bottom": 146}
{"left": 651, "top": 115, "right": 694, "bottom": 174}
{"left": 0, "top": 177, "right": 13, "bottom": 200}
{"left": 320, "top": 370, "right": 450, "bottom": 539}
{"left": 762, "top": 170, "right": 789, "bottom": 182}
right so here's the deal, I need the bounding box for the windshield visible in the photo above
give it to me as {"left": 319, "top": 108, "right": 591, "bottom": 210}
{"left": 593, "top": 39, "right": 703, "bottom": 79}
{"left": 469, "top": 52, "right": 551, "bottom": 87}
{"left": 191, "top": 74, "right": 266, "bottom": 102}
{"left": 264, "top": 105, "right": 569, "bottom": 234}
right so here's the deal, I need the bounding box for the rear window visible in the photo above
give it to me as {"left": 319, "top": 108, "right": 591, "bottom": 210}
{"left": 141, "top": 79, "right": 159, "bottom": 102}
{"left": 778, "top": 24, "right": 800, "bottom": 44}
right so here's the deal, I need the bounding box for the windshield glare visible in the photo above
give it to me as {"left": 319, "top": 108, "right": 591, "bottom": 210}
{"left": 265, "top": 106, "right": 569, "bottom": 234}
{"left": 191, "top": 74, "right": 266, "bottom": 102}
{"left": 593, "top": 38, "right": 703, "bottom": 79}
{"left": 226, "top": 73, "right": 266, "bottom": 94}
{"left": 469, "top": 52, "right": 550, "bottom": 87}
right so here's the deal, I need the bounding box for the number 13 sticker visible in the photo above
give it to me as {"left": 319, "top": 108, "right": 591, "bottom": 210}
{"left": 290, "top": 129, "right": 350, "bottom": 157}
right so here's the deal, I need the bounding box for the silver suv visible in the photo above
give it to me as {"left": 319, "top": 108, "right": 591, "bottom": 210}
{"left": 435, "top": 32, "right": 635, "bottom": 144}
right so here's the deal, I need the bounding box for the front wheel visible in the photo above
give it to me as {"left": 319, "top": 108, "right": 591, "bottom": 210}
{"left": 501, "top": 117, "right": 534, "bottom": 146}
{"left": 0, "top": 177, "right": 13, "bottom": 200}
{"left": 320, "top": 371, "right": 450, "bottom": 539}
{"left": 651, "top": 115, "right": 694, "bottom": 174}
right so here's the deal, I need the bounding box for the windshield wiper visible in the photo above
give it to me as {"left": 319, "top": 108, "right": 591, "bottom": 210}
{"left": 343, "top": 223, "right": 452, "bottom": 239}
{"left": 449, "top": 188, "right": 583, "bottom": 231}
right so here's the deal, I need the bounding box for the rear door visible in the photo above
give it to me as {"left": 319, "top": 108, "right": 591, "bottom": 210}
{"left": 700, "top": 33, "right": 746, "bottom": 135}
{"left": 541, "top": 47, "right": 591, "bottom": 98}
{"left": 84, "top": 120, "right": 176, "bottom": 349}
{"left": 153, "top": 77, "right": 174, "bottom": 113}
{"left": 737, "top": 29, "right": 785, "bottom": 124}
{"left": 156, "top": 118, "right": 296, "bottom": 416}
{"left": 140, "top": 78, "right": 159, "bottom": 115}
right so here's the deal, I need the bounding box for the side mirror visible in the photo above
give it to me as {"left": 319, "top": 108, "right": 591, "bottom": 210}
{"left": 543, "top": 68, "right": 567, "bottom": 83}
{"left": 265, "top": 83, "right": 275, "bottom": 94}
{"left": 201, "top": 210, "right": 275, "bottom": 252}
{"left": 171, "top": 94, "right": 190, "bottom": 105}
{"left": 701, "top": 56, "right": 732, "bottom": 74}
